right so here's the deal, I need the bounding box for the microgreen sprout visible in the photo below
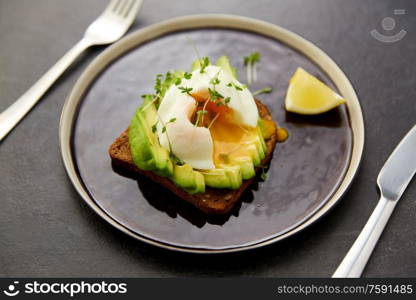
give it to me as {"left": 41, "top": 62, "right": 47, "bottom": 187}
{"left": 152, "top": 113, "right": 177, "bottom": 154}
{"left": 154, "top": 74, "right": 163, "bottom": 94}
{"left": 210, "top": 77, "right": 220, "bottom": 85}
{"left": 226, "top": 82, "right": 243, "bottom": 91}
{"left": 260, "top": 166, "right": 268, "bottom": 181}
{"left": 171, "top": 153, "right": 185, "bottom": 165}
{"left": 196, "top": 110, "right": 208, "bottom": 115}
{"left": 208, "top": 88, "right": 224, "bottom": 102}
{"left": 161, "top": 117, "right": 177, "bottom": 133}
{"left": 186, "top": 35, "right": 202, "bottom": 64}
{"left": 243, "top": 51, "right": 261, "bottom": 84}
{"left": 194, "top": 109, "right": 208, "bottom": 127}
{"left": 208, "top": 113, "right": 221, "bottom": 129}
{"left": 199, "top": 57, "right": 210, "bottom": 73}
{"left": 141, "top": 94, "right": 160, "bottom": 111}
{"left": 252, "top": 87, "right": 272, "bottom": 96}
{"left": 151, "top": 123, "right": 157, "bottom": 133}
{"left": 152, "top": 117, "right": 176, "bottom": 134}
{"left": 141, "top": 94, "right": 154, "bottom": 99}
{"left": 178, "top": 86, "right": 193, "bottom": 95}
{"left": 184, "top": 72, "right": 192, "bottom": 80}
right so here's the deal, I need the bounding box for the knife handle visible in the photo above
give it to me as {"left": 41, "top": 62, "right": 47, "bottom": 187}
{"left": 332, "top": 196, "right": 397, "bottom": 277}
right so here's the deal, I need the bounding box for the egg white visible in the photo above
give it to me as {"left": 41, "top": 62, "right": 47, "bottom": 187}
{"left": 156, "top": 65, "right": 259, "bottom": 170}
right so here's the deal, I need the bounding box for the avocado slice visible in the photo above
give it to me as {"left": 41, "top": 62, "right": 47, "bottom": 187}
{"left": 216, "top": 56, "right": 238, "bottom": 79}
{"left": 129, "top": 103, "right": 173, "bottom": 177}
{"left": 172, "top": 164, "right": 205, "bottom": 194}
{"left": 231, "top": 157, "right": 256, "bottom": 180}
{"left": 203, "top": 165, "right": 242, "bottom": 190}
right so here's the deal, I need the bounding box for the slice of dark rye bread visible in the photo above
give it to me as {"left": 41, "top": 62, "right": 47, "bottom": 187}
{"left": 109, "top": 99, "right": 277, "bottom": 215}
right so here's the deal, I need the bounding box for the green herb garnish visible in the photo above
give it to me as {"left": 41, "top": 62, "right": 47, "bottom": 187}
{"left": 200, "top": 57, "right": 210, "bottom": 73}
{"left": 154, "top": 74, "right": 163, "bottom": 94}
{"left": 210, "top": 77, "right": 220, "bottom": 85}
{"left": 184, "top": 72, "right": 192, "bottom": 79}
{"left": 208, "top": 88, "right": 224, "bottom": 102}
{"left": 141, "top": 94, "right": 160, "bottom": 111}
{"left": 196, "top": 110, "right": 208, "bottom": 116}
{"left": 171, "top": 153, "right": 185, "bottom": 166}
{"left": 178, "top": 86, "right": 193, "bottom": 95}
{"left": 252, "top": 87, "right": 272, "bottom": 96}
{"left": 153, "top": 71, "right": 183, "bottom": 99}
{"left": 226, "top": 82, "right": 243, "bottom": 91}
{"left": 141, "top": 94, "right": 155, "bottom": 99}
{"left": 162, "top": 117, "right": 177, "bottom": 133}
{"left": 260, "top": 166, "right": 268, "bottom": 181}
{"left": 151, "top": 123, "right": 157, "bottom": 133}
{"left": 243, "top": 51, "right": 261, "bottom": 84}
{"left": 194, "top": 109, "right": 208, "bottom": 127}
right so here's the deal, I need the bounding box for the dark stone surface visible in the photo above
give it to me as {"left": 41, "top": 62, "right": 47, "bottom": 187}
{"left": 0, "top": 0, "right": 415, "bottom": 277}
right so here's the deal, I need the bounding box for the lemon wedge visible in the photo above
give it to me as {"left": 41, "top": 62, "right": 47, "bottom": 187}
{"left": 285, "top": 68, "right": 346, "bottom": 115}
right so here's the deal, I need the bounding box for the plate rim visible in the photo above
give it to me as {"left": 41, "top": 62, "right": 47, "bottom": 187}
{"left": 59, "top": 14, "right": 365, "bottom": 254}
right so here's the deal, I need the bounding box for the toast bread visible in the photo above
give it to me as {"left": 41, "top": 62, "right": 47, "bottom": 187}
{"left": 109, "top": 99, "right": 277, "bottom": 214}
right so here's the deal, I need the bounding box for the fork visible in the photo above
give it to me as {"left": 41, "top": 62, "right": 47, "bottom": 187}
{"left": 0, "top": 0, "right": 143, "bottom": 141}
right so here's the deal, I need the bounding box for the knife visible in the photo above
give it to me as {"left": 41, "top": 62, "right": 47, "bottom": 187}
{"left": 333, "top": 125, "right": 416, "bottom": 277}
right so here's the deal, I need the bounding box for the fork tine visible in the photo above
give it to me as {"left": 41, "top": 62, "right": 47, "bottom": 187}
{"left": 115, "top": 0, "right": 129, "bottom": 15}
{"left": 123, "top": 0, "right": 143, "bottom": 20}
{"left": 102, "top": 0, "right": 120, "bottom": 15}
{"left": 112, "top": 0, "right": 124, "bottom": 13}
{"left": 122, "top": 0, "right": 135, "bottom": 17}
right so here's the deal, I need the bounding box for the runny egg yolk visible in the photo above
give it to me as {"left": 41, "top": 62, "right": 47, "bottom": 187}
{"left": 191, "top": 90, "right": 259, "bottom": 168}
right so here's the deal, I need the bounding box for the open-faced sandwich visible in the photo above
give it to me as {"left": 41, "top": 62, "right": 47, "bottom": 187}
{"left": 109, "top": 55, "right": 280, "bottom": 214}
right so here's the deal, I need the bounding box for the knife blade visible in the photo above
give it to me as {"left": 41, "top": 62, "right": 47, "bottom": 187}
{"left": 377, "top": 125, "right": 416, "bottom": 201}
{"left": 333, "top": 124, "right": 416, "bottom": 277}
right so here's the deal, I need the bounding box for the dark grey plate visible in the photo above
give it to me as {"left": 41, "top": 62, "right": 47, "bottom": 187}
{"left": 60, "top": 15, "right": 364, "bottom": 253}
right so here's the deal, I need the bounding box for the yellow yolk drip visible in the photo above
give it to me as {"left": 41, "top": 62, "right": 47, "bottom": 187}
{"left": 209, "top": 119, "right": 258, "bottom": 167}
{"left": 191, "top": 91, "right": 261, "bottom": 168}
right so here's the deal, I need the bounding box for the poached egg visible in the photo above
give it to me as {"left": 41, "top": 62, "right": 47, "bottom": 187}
{"left": 157, "top": 65, "right": 259, "bottom": 170}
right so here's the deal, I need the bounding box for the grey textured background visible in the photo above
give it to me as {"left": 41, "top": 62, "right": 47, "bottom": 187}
{"left": 0, "top": 0, "right": 415, "bottom": 277}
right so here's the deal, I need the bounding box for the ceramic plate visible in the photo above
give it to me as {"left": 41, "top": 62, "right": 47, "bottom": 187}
{"left": 60, "top": 15, "right": 364, "bottom": 253}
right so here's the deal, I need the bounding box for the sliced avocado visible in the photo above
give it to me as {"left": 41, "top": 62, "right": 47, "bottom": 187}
{"left": 216, "top": 56, "right": 238, "bottom": 79}
{"left": 245, "top": 144, "right": 262, "bottom": 167}
{"left": 193, "top": 171, "right": 205, "bottom": 194}
{"left": 257, "top": 126, "right": 267, "bottom": 153}
{"left": 231, "top": 157, "right": 256, "bottom": 180}
{"left": 203, "top": 169, "right": 229, "bottom": 189}
{"left": 172, "top": 164, "right": 205, "bottom": 194}
{"left": 153, "top": 148, "right": 174, "bottom": 177}
{"left": 129, "top": 108, "right": 155, "bottom": 170}
{"left": 129, "top": 104, "right": 173, "bottom": 177}
{"left": 253, "top": 132, "right": 266, "bottom": 161}
{"left": 224, "top": 165, "right": 242, "bottom": 189}
{"left": 203, "top": 165, "right": 242, "bottom": 190}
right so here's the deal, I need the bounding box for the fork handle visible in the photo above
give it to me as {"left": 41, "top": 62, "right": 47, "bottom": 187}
{"left": 332, "top": 196, "right": 397, "bottom": 277}
{"left": 0, "top": 38, "right": 92, "bottom": 141}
